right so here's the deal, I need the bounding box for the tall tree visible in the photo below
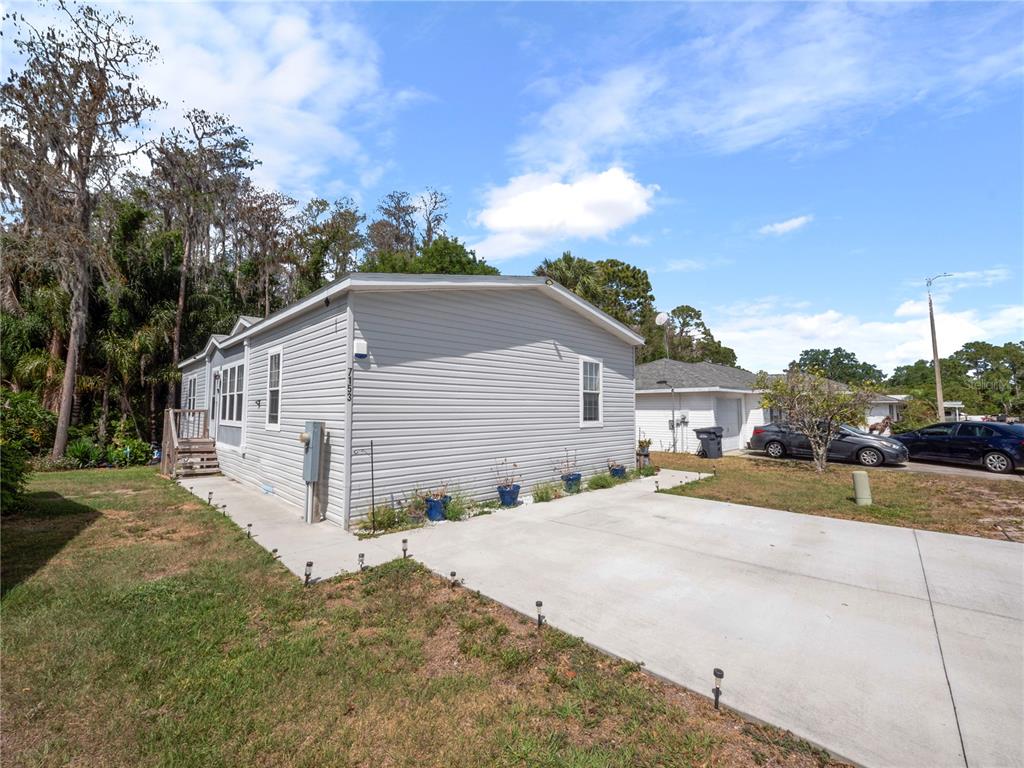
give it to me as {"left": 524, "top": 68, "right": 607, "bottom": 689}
{"left": 418, "top": 188, "right": 448, "bottom": 249}
{"left": 533, "top": 251, "right": 603, "bottom": 304}
{"left": 792, "top": 348, "right": 883, "bottom": 385}
{"left": 366, "top": 190, "right": 417, "bottom": 261}
{"left": 291, "top": 197, "right": 365, "bottom": 295}
{"left": 147, "top": 108, "right": 254, "bottom": 404}
{"left": 1, "top": 1, "right": 161, "bottom": 457}
{"left": 593, "top": 259, "right": 655, "bottom": 326}
{"left": 234, "top": 187, "right": 296, "bottom": 316}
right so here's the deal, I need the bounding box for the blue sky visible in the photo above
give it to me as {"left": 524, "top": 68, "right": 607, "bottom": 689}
{"left": 11, "top": 1, "right": 1023, "bottom": 372}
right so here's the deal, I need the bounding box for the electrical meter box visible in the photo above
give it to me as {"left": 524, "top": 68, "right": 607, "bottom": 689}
{"left": 302, "top": 421, "right": 324, "bottom": 483}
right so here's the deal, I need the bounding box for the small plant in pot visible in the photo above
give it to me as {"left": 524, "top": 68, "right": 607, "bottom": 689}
{"left": 423, "top": 483, "right": 450, "bottom": 521}
{"left": 607, "top": 458, "right": 627, "bottom": 478}
{"left": 494, "top": 458, "right": 521, "bottom": 507}
{"left": 557, "top": 449, "right": 581, "bottom": 493}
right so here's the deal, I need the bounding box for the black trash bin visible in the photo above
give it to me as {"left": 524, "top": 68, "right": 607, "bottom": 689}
{"left": 694, "top": 426, "right": 724, "bottom": 459}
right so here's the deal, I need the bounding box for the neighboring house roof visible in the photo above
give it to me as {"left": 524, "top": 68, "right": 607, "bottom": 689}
{"left": 636, "top": 359, "right": 759, "bottom": 392}
{"left": 179, "top": 273, "right": 646, "bottom": 369}
{"left": 870, "top": 394, "right": 905, "bottom": 404}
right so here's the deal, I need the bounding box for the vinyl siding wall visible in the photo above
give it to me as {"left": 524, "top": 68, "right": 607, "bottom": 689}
{"left": 179, "top": 359, "right": 207, "bottom": 409}
{"left": 216, "top": 300, "right": 349, "bottom": 524}
{"left": 636, "top": 392, "right": 766, "bottom": 453}
{"left": 348, "top": 289, "right": 636, "bottom": 520}
{"left": 178, "top": 359, "right": 208, "bottom": 437}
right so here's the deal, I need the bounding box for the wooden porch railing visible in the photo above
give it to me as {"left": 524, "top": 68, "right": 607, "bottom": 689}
{"left": 160, "top": 408, "right": 209, "bottom": 475}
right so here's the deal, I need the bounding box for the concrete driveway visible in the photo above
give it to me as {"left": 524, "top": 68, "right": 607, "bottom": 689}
{"left": 186, "top": 472, "right": 1023, "bottom": 768}
{"left": 382, "top": 475, "right": 1024, "bottom": 768}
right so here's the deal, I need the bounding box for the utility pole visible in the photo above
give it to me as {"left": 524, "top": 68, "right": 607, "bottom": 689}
{"left": 926, "top": 273, "right": 952, "bottom": 421}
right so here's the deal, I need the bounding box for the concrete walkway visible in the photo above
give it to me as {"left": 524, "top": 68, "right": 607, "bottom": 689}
{"left": 182, "top": 472, "right": 1023, "bottom": 768}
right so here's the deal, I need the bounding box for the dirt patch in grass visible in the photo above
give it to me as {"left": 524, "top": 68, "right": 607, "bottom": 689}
{"left": 655, "top": 452, "right": 1024, "bottom": 540}
{"left": 3, "top": 467, "right": 850, "bottom": 768}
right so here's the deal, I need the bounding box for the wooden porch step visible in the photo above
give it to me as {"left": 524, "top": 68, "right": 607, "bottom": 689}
{"left": 176, "top": 467, "right": 222, "bottom": 477}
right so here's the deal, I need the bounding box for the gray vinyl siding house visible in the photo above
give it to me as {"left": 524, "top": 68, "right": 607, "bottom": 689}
{"left": 178, "top": 274, "right": 644, "bottom": 529}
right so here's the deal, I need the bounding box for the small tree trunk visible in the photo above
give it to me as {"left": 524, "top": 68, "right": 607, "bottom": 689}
{"left": 98, "top": 361, "right": 112, "bottom": 443}
{"left": 148, "top": 382, "right": 157, "bottom": 444}
{"left": 52, "top": 257, "right": 89, "bottom": 459}
{"left": 170, "top": 229, "right": 190, "bottom": 408}
{"left": 44, "top": 327, "right": 64, "bottom": 413}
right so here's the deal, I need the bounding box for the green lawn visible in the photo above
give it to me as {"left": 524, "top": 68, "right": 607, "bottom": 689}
{"left": 655, "top": 452, "right": 1024, "bottom": 540}
{"left": 2, "top": 467, "right": 844, "bottom": 768}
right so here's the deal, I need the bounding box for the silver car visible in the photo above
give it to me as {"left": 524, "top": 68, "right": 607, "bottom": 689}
{"left": 749, "top": 423, "right": 909, "bottom": 467}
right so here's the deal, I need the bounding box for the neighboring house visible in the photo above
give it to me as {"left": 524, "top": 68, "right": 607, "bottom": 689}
{"left": 176, "top": 273, "right": 644, "bottom": 528}
{"left": 635, "top": 359, "right": 766, "bottom": 453}
{"left": 636, "top": 359, "right": 910, "bottom": 451}
{"left": 865, "top": 394, "right": 910, "bottom": 427}
{"left": 943, "top": 401, "right": 966, "bottom": 421}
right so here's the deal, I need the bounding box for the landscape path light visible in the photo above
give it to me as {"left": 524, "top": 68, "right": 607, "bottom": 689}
{"left": 713, "top": 668, "right": 724, "bottom": 709}
{"left": 304, "top": 561, "right": 313, "bottom": 586}
{"left": 536, "top": 600, "right": 545, "bottom": 628}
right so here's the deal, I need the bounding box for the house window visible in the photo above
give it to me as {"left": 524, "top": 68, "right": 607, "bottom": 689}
{"left": 185, "top": 377, "right": 196, "bottom": 410}
{"left": 580, "top": 357, "right": 602, "bottom": 425}
{"left": 266, "top": 348, "right": 282, "bottom": 430}
{"left": 219, "top": 362, "right": 244, "bottom": 426}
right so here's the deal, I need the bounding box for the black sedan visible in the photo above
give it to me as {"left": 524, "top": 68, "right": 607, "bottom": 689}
{"left": 750, "top": 423, "right": 909, "bottom": 467}
{"left": 892, "top": 421, "right": 1024, "bottom": 473}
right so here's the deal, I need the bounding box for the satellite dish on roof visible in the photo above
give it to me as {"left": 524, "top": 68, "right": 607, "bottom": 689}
{"left": 655, "top": 312, "right": 669, "bottom": 326}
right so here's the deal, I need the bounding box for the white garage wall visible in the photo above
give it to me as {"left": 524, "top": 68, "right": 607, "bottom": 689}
{"left": 637, "top": 391, "right": 766, "bottom": 453}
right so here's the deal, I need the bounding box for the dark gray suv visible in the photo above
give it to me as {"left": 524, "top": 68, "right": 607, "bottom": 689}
{"left": 749, "top": 423, "right": 909, "bottom": 467}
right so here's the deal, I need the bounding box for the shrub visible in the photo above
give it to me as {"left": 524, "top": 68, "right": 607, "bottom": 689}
{"left": 106, "top": 437, "right": 150, "bottom": 467}
{"left": 1, "top": 388, "right": 55, "bottom": 456}
{"left": 29, "top": 455, "right": 79, "bottom": 472}
{"left": 445, "top": 493, "right": 470, "bottom": 521}
{"left": 358, "top": 503, "right": 417, "bottom": 534}
{"left": 638, "top": 464, "right": 658, "bottom": 477}
{"left": 586, "top": 473, "right": 616, "bottom": 490}
{"left": 1, "top": 437, "right": 30, "bottom": 513}
{"left": 67, "top": 437, "right": 105, "bottom": 468}
{"left": 532, "top": 482, "right": 562, "bottom": 503}
{"left": 1, "top": 388, "right": 53, "bottom": 512}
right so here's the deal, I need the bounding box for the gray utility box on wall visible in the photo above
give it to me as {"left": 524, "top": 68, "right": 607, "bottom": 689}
{"left": 302, "top": 421, "right": 324, "bottom": 483}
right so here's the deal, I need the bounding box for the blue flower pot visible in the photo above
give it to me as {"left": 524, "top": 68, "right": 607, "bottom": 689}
{"left": 561, "top": 472, "right": 582, "bottom": 493}
{"left": 424, "top": 495, "right": 450, "bottom": 521}
{"left": 610, "top": 466, "right": 626, "bottom": 478}
{"left": 497, "top": 484, "right": 520, "bottom": 507}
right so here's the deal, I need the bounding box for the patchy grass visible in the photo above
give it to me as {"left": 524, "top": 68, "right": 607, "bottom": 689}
{"left": 3, "top": 467, "right": 848, "bottom": 768}
{"left": 654, "top": 452, "right": 1024, "bottom": 540}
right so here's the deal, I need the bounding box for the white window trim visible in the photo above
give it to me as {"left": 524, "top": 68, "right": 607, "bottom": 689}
{"left": 218, "top": 361, "right": 245, "bottom": 428}
{"left": 265, "top": 345, "right": 283, "bottom": 431}
{"left": 184, "top": 376, "right": 196, "bottom": 410}
{"left": 579, "top": 356, "right": 603, "bottom": 428}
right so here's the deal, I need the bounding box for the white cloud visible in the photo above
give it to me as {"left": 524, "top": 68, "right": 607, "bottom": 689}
{"left": 511, "top": 4, "right": 1022, "bottom": 165}
{"left": 9, "top": 2, "right": 416, "bottom": 201}
{"left": 712, "top": 297, "right": 1024, "bottom": 374}
{"left": 627, "top": 234, "right": 652, "bottom": 246}
{"left": 758, "top": 215, "right": 813, "bottom": 236}
{"left": 472, "top": 167, "right": 657, "bottom": 261}
{"left": 130, "top": 3, "right": 416, "bottom": 200}
{"left": 894, "top": 299, "right": 929, "bottom": 318}
{"left": 473, "top": 3, "right": 1020, "bottom": 258}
